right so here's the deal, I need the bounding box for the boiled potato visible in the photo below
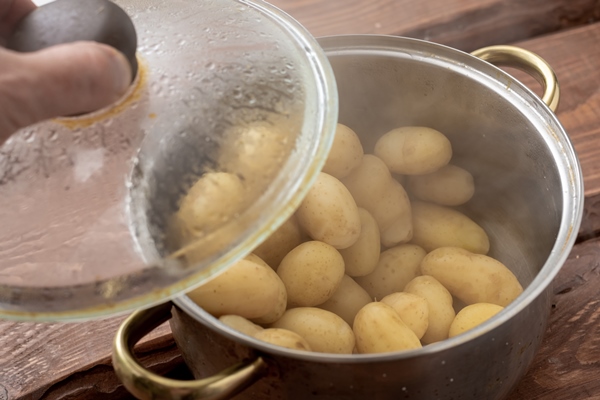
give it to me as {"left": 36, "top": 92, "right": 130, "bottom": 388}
{"left": 411, "top": 201, "right": 490, "bottom": 254}
{"left": 420, "top": 247, "right": 523, "bottom": 307}
{"left": 271, "top": 307, "right": 355, "bottom": 354}
{"left": 252, "top": 267, "right": 289, "bottom": 324}
{"left": 318, "top": 275, "right": 373, "bottom": 326}
{"left": 353, "top": 302, "right": 422, "bottom": 354}
{"left": 168, "top": 172, "right": 246, "bottom": 257}
{"left": 187, "top": 259, "right": 286, "bottom": 322}
{"left": 296, "top": 172, "right": 361, "bottom": 249}
{"left": 252, "top": 215, "right": 304, "bottom": 270}
{"left": 339, "top": 208, "right": 380, "bottom": 277}
{"left": 380, "top": 292, "right": 429, "bottom": 339}
{"left": 277, "top": 241, "right": 345, "bottom": 307}
{"left": 448, "top": 303, "right": 504, "bottom": 338}
{"left": 219, "top": 315, "right": 264, "bottom": 337}
{"left": 244, "top": 253, "right": 271, "bottom": 269}
{"left": 341, "top": 155, "right": 412, "bottom": 246}
{"left": 254, "top": 328, "right": 313, "bottom": 352}
{"left": 407, "top": 164, "right": 475, "bottom": 206}
{"left": 404, "top": 275, "right": 455, "bottom": 344}
{"left": 355, "top": 244, "right": 426, "bottom": 300}
{"left": 374, "top": 126, "right": 452, "bottom": 175}
{"left": 322, "top": 123, "right": 364, "bottom": 179}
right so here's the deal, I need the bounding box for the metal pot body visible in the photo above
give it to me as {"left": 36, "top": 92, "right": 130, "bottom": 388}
{"left": 115, "top": 35, "right": 583, "bottom": 400}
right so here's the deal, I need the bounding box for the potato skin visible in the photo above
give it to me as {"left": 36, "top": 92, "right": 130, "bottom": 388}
{"left": 374, "top": 126, "right": 452, "bottom": 175}
{"left": 353, "top": 302, "right": 422, "bottom": 354}
{"left": 420, "top": 247, "right": 523, "bottom": 307}
{"left": 339, "top": 208, "right": 380, "bottom": 277}
{"left": 271, "top": 308, "right": 355, "bottom": 354}
{"left": 411, "top": 201, "right": 490, "bottom": 254}
{"left": 381, "top": 292, "right": 429, "bottom": 339}
{"left": 404, "top": 275, "right": 455, "bottom": 345}
{"left": 296, "top": 172, "right": 361, "bottom": 249}
{"left": 277, "top": 241, "right": 345, "bottom": 308}
{"left": 252, "top": 215, "right": 304, "bottom": 270}
{"left": 355, "top": 244, "right": 426, "bottom": 300}
{"left": 254, "top": 328, "right": 313, "bottom": 352}
{"left": 187, "top": 259, "right": 285, "bottom": 320}
{"left": 322, "top": 123, "right": 364, "bottom": 179}
{"left": 318, "top": 275, "right": 373, "bottom": 326}
{"left": 407, "top": 164, "right": 475, "bottom": 206}
{"left": 448, "top": 303, "right": 504, "bottom": 338}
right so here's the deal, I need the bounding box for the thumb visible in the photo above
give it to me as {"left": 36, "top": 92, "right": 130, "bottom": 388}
{"left": 0, "top": 41, "right": 132, "bottom": 139}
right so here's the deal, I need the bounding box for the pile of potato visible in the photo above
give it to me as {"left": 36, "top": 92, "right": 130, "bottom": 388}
{"left": 175, "top": 123, "right": 523, "bottom": 354}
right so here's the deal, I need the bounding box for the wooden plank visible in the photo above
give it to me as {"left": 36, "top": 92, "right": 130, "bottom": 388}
{"left": 269, "top": 0, "right": 600, "bottom": 51}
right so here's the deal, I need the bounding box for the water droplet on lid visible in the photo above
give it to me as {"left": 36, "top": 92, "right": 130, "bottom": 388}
{"left": 206, "top": 62, "right": 216, "bottom": 70}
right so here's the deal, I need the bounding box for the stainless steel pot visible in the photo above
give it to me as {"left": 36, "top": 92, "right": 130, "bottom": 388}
{"left": 113, "top": 36, "right": 583, "bottom": 400}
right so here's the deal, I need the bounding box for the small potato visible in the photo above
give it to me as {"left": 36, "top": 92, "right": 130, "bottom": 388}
{"left": 448, "top": 303, "right": 504, "bottom": 338}
{"left": 353, "top": 302, "right": 422, "bottom": 354}
{"left": 296, "top": 172, "right": 361, "bottom": 249}
{"left": 322, "top": 123, "right": 364, "bottom": 179}
{"left": 252, "top": 267, "right": 289, "bottom": 324}
{"left": 355, "top": 244, "right": 426, "bottom": 300}
{"left": 244, "top": 253, "right": 271, "bottom": 269}
{"left": 404, "top": 275, "right": 455, "bottom": 345}
{"left": 187, "top": 259, "right": 286, "bottom": 321}
{"left": 271, "top": 307, "right": 355, "bottom": 354}
{"left": 167, "top": 172, "right": 246, "bottom": 254}
{"left": 219, "top": 315, "right": 264, "bottom": 337}
{"left": 380, "top": 292, "right": 429, "bottom": 339}
{"left": 341, "top": 155, "right": 412, "bottom": 246}
{"left": 374, "top": 126, "right": 452, "bottom": 175}
{"left": 407, "top": 164, "right": 475, "bottom": 206}
{"left": 411, "top": 201, "right": 490, "bottom": 254}
{"left": 341, "top": 154, "right": 392, "bottom": 210}
{"left": 318, "top": 275, "right": 373, "bottom": 326}
{"left": 420, "top": 247, "right": 524, "bottom": 307}
{"left": 254, "top": 328, "right": 313, "bottom": 352}
{"left": 277, "top": 241, "right": 345, "bottom": 307}
{"left": 339, "top": 208, "right": 380, "bottom": 277}
{"left": 252, "top": 215, "right": 304, "bottom": 269}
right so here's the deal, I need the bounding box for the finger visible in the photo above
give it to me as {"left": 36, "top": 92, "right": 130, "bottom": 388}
{"left": 0, "top": 0, "right": 36, "bottom": 42}
{"left": 0, "top": 41, "right": 132, "bottom": 140}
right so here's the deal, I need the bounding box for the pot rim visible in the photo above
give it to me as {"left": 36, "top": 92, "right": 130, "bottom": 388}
{"left": 174, "top": 34, "right": 584, "bottom": 363}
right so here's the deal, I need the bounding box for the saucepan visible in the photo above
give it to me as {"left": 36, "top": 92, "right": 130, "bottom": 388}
{"left": 112, "top": 34, "right": 583, "bottom": 400}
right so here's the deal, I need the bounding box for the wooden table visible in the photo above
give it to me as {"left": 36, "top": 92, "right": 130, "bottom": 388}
{"left": 2, "top": 1, "right": 600, "bottom": 399}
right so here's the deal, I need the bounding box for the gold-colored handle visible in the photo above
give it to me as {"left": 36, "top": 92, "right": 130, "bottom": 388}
{"left": 112, "top": 302, "right": 268, "bottom": 400}
{"left": 471, "top": 45, "right": 560, "bottom": 112}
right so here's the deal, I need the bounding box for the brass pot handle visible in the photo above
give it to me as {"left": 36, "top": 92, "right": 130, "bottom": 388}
{"left": 471, "top": 45, "right": 560, "bottom": 112}
{"left": 112, "top": 302, "right": 268, "bottom": 400}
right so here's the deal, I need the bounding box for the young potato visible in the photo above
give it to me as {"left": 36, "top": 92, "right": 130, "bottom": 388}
{"left": 380, "top": 292, "right": 429, "bottom": 340}
{"left": 448, "top": 303, "right": 504, "bottom": 338}
{"left": 355, "top": 244, "right": 426, "bottom": 300}
{"left": 318, "top": 275, "right": 373, "bottom": 326}
{"left": 374, "top": 126, "right": 452, "bottom": 175}
{"left": 252, "top": 268, "right": 289, "bottom": 324}
{"left": 187, "top": 259, "right": 286, "bottom": 321}
{"left": 404, "top": 275, "right": 455, "bottom": 345}
{"left": 339, "top": 208, "right": 380, "bottom": 277}
{"left": 341, "top": 155, "right": 412, "bottom": 246}
{"left": 407, "top": 164, "right": 475, "bottom": 206}
{"left": 244, "top": 253, "right": 271, "bottom": 269}
{"left": 252, "top": 215, "right": 304, "bottom": 270}
{"left": 296, "top": 172, "right": 361, "bottom": 249}
{"left": 322, "top": 123, "right": 364, "bottom": 179}
{"left": 271, "top": 307, "right": 355, "bottom": 354}
{"left": 277, "top": 241, "right": 345, "bottom": 307}
{"left": 353, "top": 302, "right": 422, "bottom": 354}
{"left": 167, "top": 172, "right": 246, "bottom": 256}
{"left": 420, "top": 247, "right": 524, "bottom": 307}
{"left": 219, "top": 315, "right": 264, "bottom": 337}
{"left": 254, "top": 328, "right": 313, "bottom": 352}
{"left": 411, "top": 201, "right": 490, "bottom": 254}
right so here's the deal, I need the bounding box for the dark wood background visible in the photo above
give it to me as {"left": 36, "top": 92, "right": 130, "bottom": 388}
{"left": 1, "top": 0, "right": 600, "bottom": 399}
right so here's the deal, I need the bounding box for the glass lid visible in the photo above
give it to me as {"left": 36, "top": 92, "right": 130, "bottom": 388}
{"left": 0, "top": 0, "right": 338, "bottom": 320}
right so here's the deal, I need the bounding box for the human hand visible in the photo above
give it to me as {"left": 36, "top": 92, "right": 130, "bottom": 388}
{"left": 0, "top": 0, "right": 132, "bottom": 143}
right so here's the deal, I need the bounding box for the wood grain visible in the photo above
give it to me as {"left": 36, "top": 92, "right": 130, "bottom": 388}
{"left": 269, "top": 0, "right": 600, "bottom": 51}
